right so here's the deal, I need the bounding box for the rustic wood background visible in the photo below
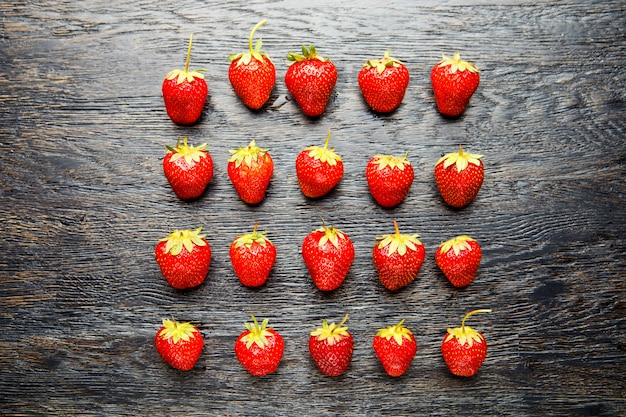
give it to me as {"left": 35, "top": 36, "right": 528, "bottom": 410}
{"left": 1, "top": 1, "right": 624, "bottom": 416}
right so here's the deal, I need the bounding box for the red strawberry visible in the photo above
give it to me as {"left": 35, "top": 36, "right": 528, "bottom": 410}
{"left": 285, "top": 45, "right": 338, "bottom": 117}
{"left": 227, "top": 140, "right": 274, "bottom": 204}
{"left": 358, "top": 50, "right": 410, "bottom": 113}
{"left": 228, "top": 20, "right": 276, "bottom": 110}
{"left": 155, "top": 319, "right": 203, "bottom": 371}
{"left": 162, "top": 34, "right": 208, "bottom": 125}
{"left": 431, "top": 52, "right": 480, "bottom": 117}
{"left": 442, "top": 309, "right": 492, "bottom": 377}
{"left": 435, "top": 235, "right": 482, "bottom": 288}
{"left": 373, "top": 319, "right": 417, "bottom": 377}
{"left": 373, "top": 221, "right": 425, "bottom": 291}
{"left": 309, "top": 314, "right": 353, "bottom": 376}
{"left": 302, "top": 221, "right": 355, "bottom": 291}
{"left": 234, "top": 314, "right": 284, "bottom": 376}
{"left": 229, "top": 223, "right": 276, "bottom": 287}
{"left": 295, "top": 129, "right": 344, "bottom": 198}
{"left": 366, "top": 153, "right": 414, "bottom": 208}
{"left": 155, "top": 227, "right": 211, "bottom": 289}
{"left": 162, "top": 137, "right": 214, "bottom": 200}
{"left": 434, "top": 145, "right": 484, "bottom": 208}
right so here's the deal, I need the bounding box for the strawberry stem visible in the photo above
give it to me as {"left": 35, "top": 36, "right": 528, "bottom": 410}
{"left": 338, "top": 313, "right": 349, "bottom": 327}
{"left": 184, "top": 33, "right": 193, "bottom": 74}
{"left": 323, "top": 129, "right": 331, "bottom": 150}
{"left": 249, "top": 20, "right": 266, "bottom": 53}
{"left": 461, "top": 309, "right": 492, "bottom": 330}
{"left": 393, "top": 220, "right": 400, "bottom": 235}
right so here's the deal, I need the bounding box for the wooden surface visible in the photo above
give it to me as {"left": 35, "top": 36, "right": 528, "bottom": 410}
{"left": 1, "top": 1, "right": 624, "bottom": 416}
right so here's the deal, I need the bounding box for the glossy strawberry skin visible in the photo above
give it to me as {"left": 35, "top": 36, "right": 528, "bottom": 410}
{"left": 154, "top": 232, "right": 211, "bottom": 290}
{"left": 235, "top": 328, "right": 284, "bottom": 377}
{"left": 309, "top": 332, "right": 353, "bottom": 376}
{"left": 431, "top": 53, "right": 480, "bottom": 117}
{"left": 373, "top": 239, "right": 425, "bottom": 291}
{"left": 434, "top": 151, "right": 484, "bottom": 208}
{"left": 163, "top": 140, "right": 213, "bottom": 200}
{"left": 154, "top": 320, "right": 203, "bottom": 371}
{"left": 366, "top": 155, "right": 414, "bottom": 208}
{"left": 373, "top": 326, "right": 417, "bottom": 377}
{"left": 441, "top": 331, "right": 487, "bottom": 377}
{"left": 435, "top": 236, "right": 482, "bottom": 288}
{"left": 296, "top": 151, "right": 343, "bottom": 198}
{"left": 162, "top": 78, "right": 208, "bottom": 125}
{"left": 229, "top": 228, "right": 276, "bottom": 287}
{"left": 358, "top": 52, "right": 410, "bottom": 113}
{"left": 302, "top": 226, "right": 355, "bottom": 291}
{"left": 229, "top": 58, "right": 276, "bottom": 110}
{"left": 227, "top": 143, "right": 274, "bottom": 205}
{"left": 285, "top": 46, "right": 337, "bottom": 117}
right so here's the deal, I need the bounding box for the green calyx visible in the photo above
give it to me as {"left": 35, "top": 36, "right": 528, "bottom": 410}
{"left": 364, "top": 50, "right": 404, "bottom": 74}
{"left": 376, "top": 220, "right": 422, "bottom": 256}
{"left": 165, "top": 33, "right": 206, "bottom": 84}
{"left": 228, "top": 140, "right": 269, "bottom": 168}
{"left": 305, "top": 129, "right": 342, "bottom": 166}
{"left": 315, "top": 220, "right": 348, "bottom": 249}
{"left": 241, "top": 314, "right": 274, "bottom": 350}
{"left": 372, "top": 152, "right": 411, "bottom": 171}
{"left": 287, "top": 44, "right": 328, "bottom": 63}
{"left": 229, "top": 20, "right": 272, "bottom": 66}
{"left": 438, "top": 235, "right": 476, "bottom": 257}
{"left": 160, "top": 227, "right": 207, "bottom": 256}
{"left": 444, "top": 309, "right": 492, "bottom": 347}
{"left": 234, "top": 223, "right": 271, "bottom": 249}
{"left": 166, "top": 137, "right": 209, "bottom": 166}
{"left": 310, "top": 314, "right": 350, "bottom": 346}
{"left": 159, "top": 319, "right": 199, "bottom": 344}
{"left": 376, "top": 319, "right": 413, "bottom": 346}
{"left": 436, "top": 145, "right": 483, "bottom": 173}
{"left": 437, "top": 52, "right": 479, "bottom": 73}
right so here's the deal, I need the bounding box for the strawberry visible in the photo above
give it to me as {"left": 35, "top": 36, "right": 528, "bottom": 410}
{"left": 302, "top": 220, "right": 355, "bottom": 291}
{"left": 366, "top": 153, "right": 414, "bottom": 208}
{"left": 155, "top": 227, "right": 211, "bottom": 289}
{"left": 435, "top": 235, "right": 482, "bottom": 288}
{"left": 295, "top": 130, "right": 344, "bottom": 198}
{"left": 285, "top": 45, "right": 338, "bottom": 117}
{"left": 228, "top": 20, "right": 276, "bottom": 110}
{"left": 227, "top": 140, "right": 274, "bottom": 204}
{"left": 431, "top": 52, "right": 480, "bottom": 117}
{"left": 162, "top": 137, "right": 213, "bottom": 200}
{"left": 373, "top": 319, "right": 417, "bottom": 377}
{"left": 229, "top": 223, "right": 276, "bottom": 287}
{"left": 162, "top": 34, "right": 208, "bottom": 125}
{"left": 309, "top": 314, "right": 353, "bottom": 376}
{"left": 234, "top": 314, "right": 284, "bottom": 376}
{"left": 373, "top": 221, "right": 425, "bottom": 291}
{"left": 442, "top": 309, "right": 492, "bottom": 377}
{"left": 358, "top": 50, "right": 410, "bottom": 113}
{"left": 434, "top": 145, "right": 484, "bottom": 208}
{"left": 155, "top": 318, "right": 203, "bottom": 371}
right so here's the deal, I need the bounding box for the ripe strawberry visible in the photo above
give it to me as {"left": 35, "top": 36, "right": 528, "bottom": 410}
{"left": 358, "top": 50, "right": 410, "bottom": 113}
{"left": 431, "top": 52, "right": 480, "bottom": 117}
{"left": 162, "top": 34, "right": 208, "bottom": 125}
{"left": 227, "top": 140, "right": 274, "bottom": 204}
{"left": 155, "top": 227, "right": 211, "bottom": 289}
{"left": 435, "top": 235, "right": 482, "bottom": 288}
{"left": 442, "top": 309, "right": 492, "bottom": 377}
{"left": 302, "top": 221, "right": 355, "bottom": 291}
{"left": 434, "top": 145, "right": 484, "bottom": 208}
{"left": 373, "top": 221, "right": 425, "bottom": 291}
{"left": 309, "top": 314, "right": 353, "bottom": 376}
{"left": 295, "top": 130, "right": 344, "bottom": 198}
{"left": 162, "top": 137, "right": 213, "bottom": 200}
{"left": 366, "top": 153, "right": 414, "bottom": 208}
{"left": 228, "top": 20, "right": 276, "bottom": 110}
{"left": 234, "top": 314, "right": 284, "bottom": 376}
{"left": 285, "top": 45, "right": 338, "bottom": 117}
{"left": 229, "top": 223, "right": 276, "bottom": 287}
{"left": 373, "top": 319, "right": 417, "bottom": 377}
{"left": 155, "top": 319, "right": 203, "bottom": 371}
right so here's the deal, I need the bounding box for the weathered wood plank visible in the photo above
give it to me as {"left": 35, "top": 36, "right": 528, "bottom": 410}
{"left": 1, "top": 0, "right": 624, "bottom": 416}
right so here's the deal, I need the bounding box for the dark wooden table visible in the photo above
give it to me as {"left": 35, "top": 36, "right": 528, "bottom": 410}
{"left": 1, "top": 1, "right": 624, "bottom": 416}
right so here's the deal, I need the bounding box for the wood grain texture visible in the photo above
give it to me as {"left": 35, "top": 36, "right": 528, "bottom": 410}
{"left": 1, "top": 1, "right": 624, "bottom": 416}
